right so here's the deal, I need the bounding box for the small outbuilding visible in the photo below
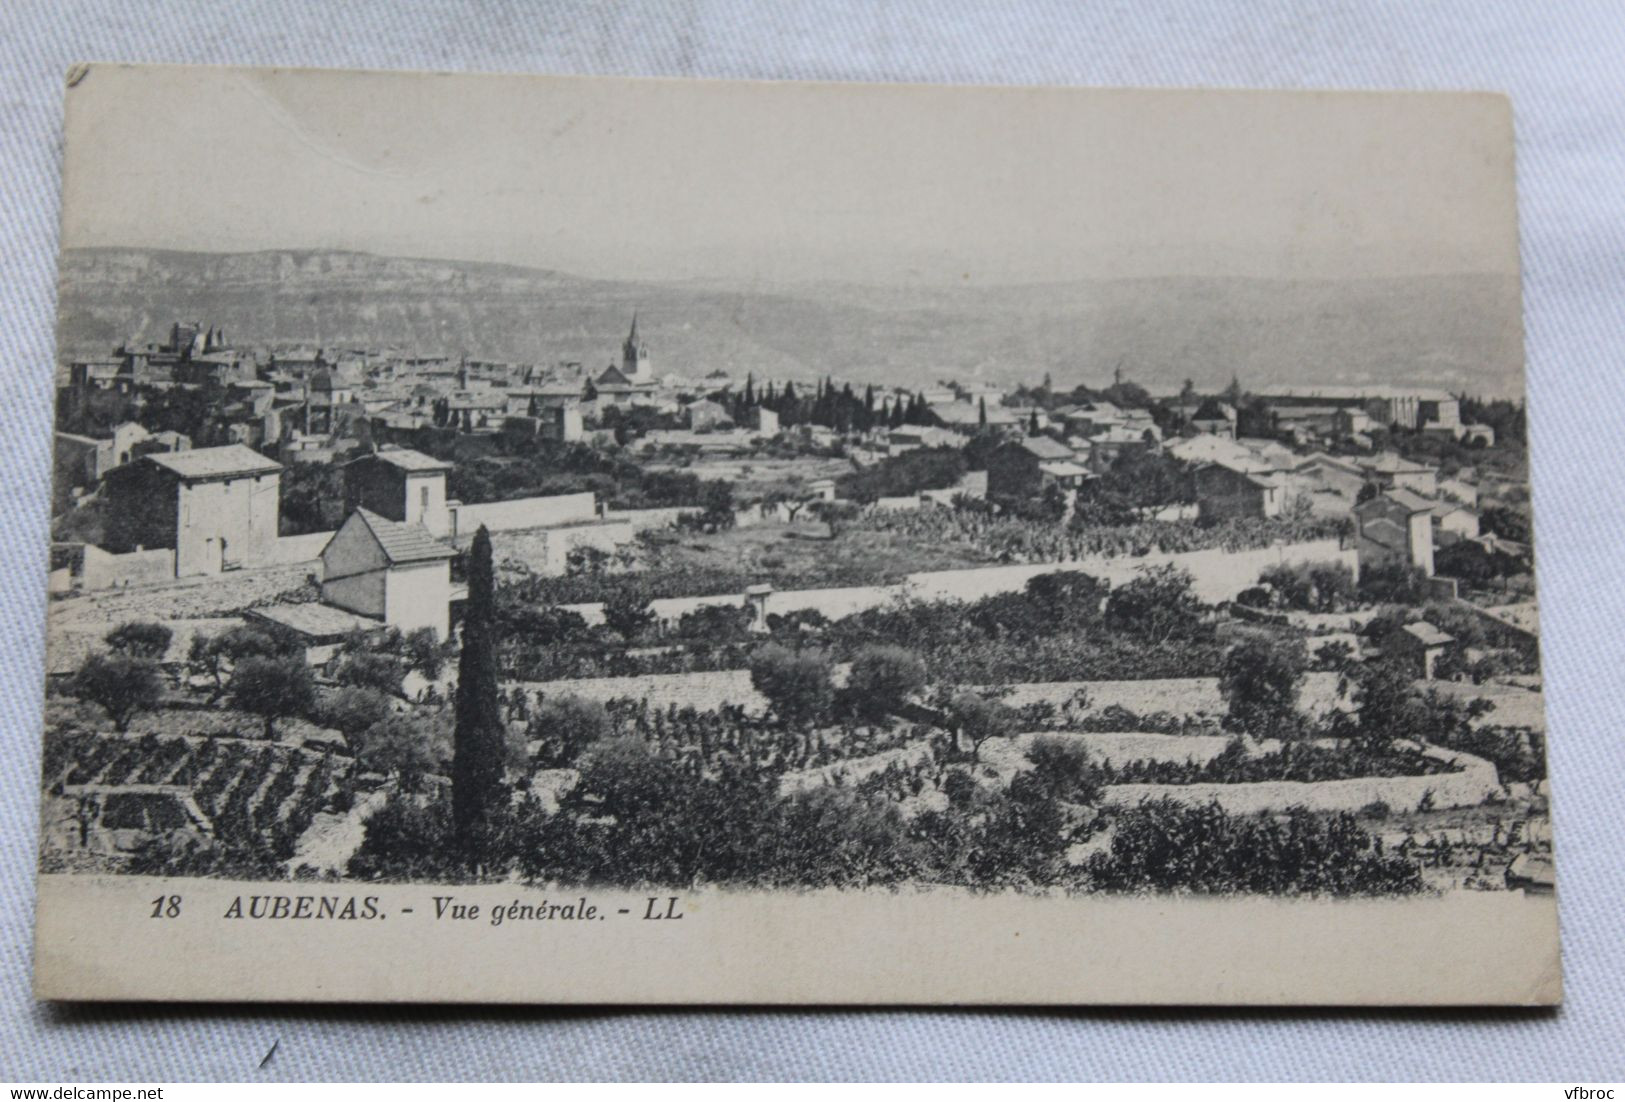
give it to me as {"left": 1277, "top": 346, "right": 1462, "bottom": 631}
{"left": 319, "top": 508, "right": 458, "bottom": 639}
{"left": 1395, "top": 620, "right": 1455, "bottom": 680}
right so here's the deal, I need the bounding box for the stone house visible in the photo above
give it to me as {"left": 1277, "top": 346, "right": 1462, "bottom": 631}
{"left": 986, "top": 436, "right": 1087, "bottom": 500}
{"left": 1193, "top": 457, "right": 1282, "bottom": 522}
{"left": 104, "top": 444, "right": 282, "bottom": 577}
{"left": 1360, "top": 452, "right": 1439, "bottom": 497}
{"left": 344, "top": 448, "right": 454, "bottom": 539}
{"left": 1355, "top": 488, "right": 1436, "bottom": 577}
{"left": 1431, "top": 500, "right": 1481, "bottom": 545}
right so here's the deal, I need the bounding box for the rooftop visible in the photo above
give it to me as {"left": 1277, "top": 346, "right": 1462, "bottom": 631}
{"left": 354, "top": 447, "right": 453, "bottom": 474}
{"left": 352, "top": 508, "right": 458, "bottom": 565}
{"left": 1402, "top": 621, "right": 1455, "bottom": 647}
{"left": 144, "top": 444, "right": 281, "bottom": 482}
{"left": 1357, "top": 487, "right": 1436, "bottom": 515}
{"left": 1018, "top": 436, "right": 1075, "bottom": 460}
{"left": 246, "top": 602, "right": 382, "bottom": 641}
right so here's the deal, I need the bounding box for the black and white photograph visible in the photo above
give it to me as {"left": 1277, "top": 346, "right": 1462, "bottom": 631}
{"left": 31, "top": 65, "right": 1558, "bottom": 1005}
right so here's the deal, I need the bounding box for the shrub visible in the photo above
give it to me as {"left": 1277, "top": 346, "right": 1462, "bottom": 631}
{"left": 1020, "top": 736, "right": 1103, "bottom": 805}
{"left": 230, "top": 656, "right": 317, "bottom": 739}
{"left": 844, "top": 644, "right": 927, "bottom": 722}
{"left": 315, "top": 686, "right": 395, "bottom": 738}
{"left": 749, "top": 644, "right": 836, "bottom": 728}
{"left": 1357, "top": 563, "right": 1432, "bottom": 605}
{"left": 1218, "top": 635, "right": 1308, "bottom": 739}
{"left": 1257, "top": 561, "right": 1356, "bottom": 613}
{"left": 103, "top": 621, "right": 174, "bottom": 660}
{"left": 1103, "top": 564, "right": 1206, "bottom": 644}
{"left": 401, "top": 627, "right": 450, "bottom": 681}
{"left": 73, "top": 652, "right": 163, "bottom": 732}
{"left": 1083, "top": 800, "right": 1423, "bottom": 896}
{"left": 602, "top": 584, "right": 657, "bottom": 642}
{"left": 945, "top": 691, "right": 1018, "bottom": 761}
{"left": 530, "top": 694, "right": 614, "bottom": 766}
{"left": 331, "top": 651, "right": 406, "bottom": 696}
{"left": 672, "top": 604, "right": 754, "bottom": 645}
{"left": 352, "top": 713, "right": 450, "bottom": 791}
{"left": 348, "top": 791, "right": 464, "bottom": 881}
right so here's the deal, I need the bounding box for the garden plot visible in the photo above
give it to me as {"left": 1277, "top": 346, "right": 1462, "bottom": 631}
{"left": 43, "top": 731, "right": 357, "bottom": 869}
{"left": 990, "top": 673, "right": 1344, "bottom": 722}
{"left": 779, "top": 737, "right": 935, "bottom": 796}
{"left": 1425, "top": 679, "right": 1546, "bottom": 731}
{"left": 46, "top": 615, "right": 242, "bottom": 677}
{"left": 977, "top": 730, "right": 1235, "bottom": 788}
{"left": 512, "top": 669, "right": 767, "bottom": 713}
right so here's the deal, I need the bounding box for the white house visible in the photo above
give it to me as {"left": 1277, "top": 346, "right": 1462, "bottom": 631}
{"left": 319, "top": 509, "right": 457, "bottom": 639}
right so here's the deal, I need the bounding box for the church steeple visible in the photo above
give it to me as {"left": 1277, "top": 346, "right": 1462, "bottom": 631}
{"left": 621, "top": 312, "right": 651, "bottom": 382}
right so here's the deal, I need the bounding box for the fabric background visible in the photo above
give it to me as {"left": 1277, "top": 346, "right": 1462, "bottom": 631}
{"left": 2, "top": 0, "right": 1622, "bottom": 1082}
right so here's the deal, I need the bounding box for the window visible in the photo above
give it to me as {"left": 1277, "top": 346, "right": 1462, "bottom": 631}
{"left": 420, "top": 485, "right": 430, "bottom": 512}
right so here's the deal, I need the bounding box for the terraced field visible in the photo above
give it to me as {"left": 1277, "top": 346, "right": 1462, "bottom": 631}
{"left": 44, "top": 731, "right": 358, "bottom": 863}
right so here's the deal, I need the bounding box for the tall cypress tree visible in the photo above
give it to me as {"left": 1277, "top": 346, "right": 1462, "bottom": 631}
{"left": 452, "top": 525, "right": 506, "bottom": 865}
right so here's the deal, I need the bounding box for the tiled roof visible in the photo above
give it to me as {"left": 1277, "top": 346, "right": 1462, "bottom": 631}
{"left": 1402, "top": 621, "right": 1455, "bottom": 647}
{"left": 145, "top": 444, "right": 281, "bottom": 481}
{"left": 357, "top": 448, "right": 452, "bottom": 473}
{"left": 1386, "top": 488, "right": 1438, "bottom": 513}
{"left": 1019, "top": 435, "right": 1075, "bottom": 460}
{"left": 1361, "top": 452, "right": 1432, "bottom": 474}
{"left": 247, "top": 602, "right": 380, "bottom": 640}
{"left": 354, "top": 508, "right": 457, "bottom": 564}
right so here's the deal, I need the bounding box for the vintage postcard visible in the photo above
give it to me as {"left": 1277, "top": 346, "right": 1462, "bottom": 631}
{"left": 34, "top": 65, "right": 1557, "bottom": 1004}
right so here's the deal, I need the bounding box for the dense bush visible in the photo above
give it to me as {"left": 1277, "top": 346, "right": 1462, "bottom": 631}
{"left": 1082, "top": 800, "right": 1424, "bottom": 896}
{"left": 749, "top": 644, "right": 836, "bottom": 728}
{"left": 1254, "top": 561, "right": 1357, "bottom": 612}
{"left": 72, "top": 652, "right": 163, "bottom": 733}
{"left": 529, "top": 694, "right": 614, "bottom": 767}
{"left": 843, "top": 645, "right": 927, "bottom": 722}
{"left": 229, "top": 656, "right": 317, "bottom": 739}
{"left": 103, "top": 621, "right": 174, "bottom": 660}
{"left": 1094, "top": 738, "right": 1460, "bottom": 785}
{"left": 1427, "top": 724, "right": 1547, "bottom": 784}
{"left": 836, "top": 447, "right": 966, "bottom": 505}
{"left": 1218, "top": 635, "right": 1308, "bottom": 739}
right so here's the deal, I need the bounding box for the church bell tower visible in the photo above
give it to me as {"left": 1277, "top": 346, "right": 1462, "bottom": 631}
{"left": 622, "top": 313, "right": 652, "bottom": 382}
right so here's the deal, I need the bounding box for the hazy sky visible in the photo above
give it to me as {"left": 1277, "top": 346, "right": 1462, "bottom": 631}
{"left": 62, "top": 65, "right": 1520, "bottom": 286}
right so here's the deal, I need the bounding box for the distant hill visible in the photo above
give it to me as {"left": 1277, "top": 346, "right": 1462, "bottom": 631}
{"left": 55, "top": 247, "right": 1525, "bottom": 397}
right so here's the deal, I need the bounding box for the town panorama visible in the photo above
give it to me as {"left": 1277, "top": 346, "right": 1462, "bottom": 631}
{"left": 42, "top": 306, "right": 1549, "bottom": 897}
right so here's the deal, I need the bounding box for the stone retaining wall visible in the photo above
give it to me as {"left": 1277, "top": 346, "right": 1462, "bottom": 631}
{"left": 1101, "top": 744, "right": 1500, "bottom": 814}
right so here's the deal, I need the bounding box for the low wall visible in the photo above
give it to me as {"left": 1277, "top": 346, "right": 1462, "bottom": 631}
{"left": 454, "top": 492, "right": 597, "bottom": 536}
{"left": 492, "top": 520, "right": 635, "bottom": 577}
{"left": 904, "top": 539, "right": 1355, "bottom": 606}
{"left": 552, "top": 539, "right": 1356, "bottom": 629}
{"left": 80, "top": 545, "right": 175, "bottom": 590}
{"left": 606, "top": 507, "right": 700, "bottom": 532}
{"left": 512, "top": 668, "right": 766, "bottom": 713}
{"left": 1023, "top": 731, "right": 1235, "bottom": 765}
{"left": 1101, "top": 744, "right": 1500, "bottom": 815}
{"left": 268, "top": 531, "right": 333, "bottom": 565}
